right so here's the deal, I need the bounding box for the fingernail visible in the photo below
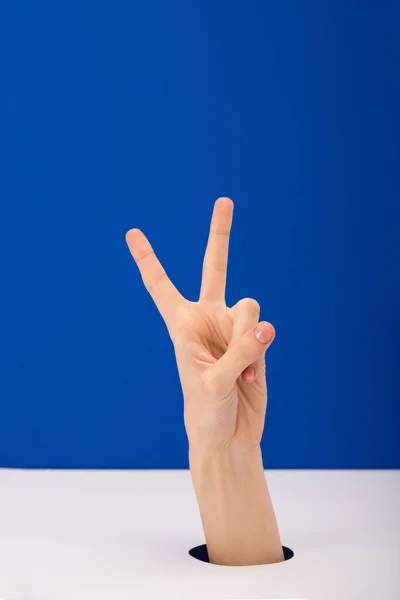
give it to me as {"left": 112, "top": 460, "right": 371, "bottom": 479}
{"left": 243, "top": 367, "right": 256, "bottom": 381}
{"left": 254, "top": 323, "right": 273, "bottom": 344}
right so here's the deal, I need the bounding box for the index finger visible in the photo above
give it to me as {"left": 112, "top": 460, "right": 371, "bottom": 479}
{"left": 125, "top": 228, "right": 185, "bottom": 326}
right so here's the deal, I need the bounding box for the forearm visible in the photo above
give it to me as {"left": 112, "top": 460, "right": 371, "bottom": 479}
{"left": 189, "top": 444, "right": 284, "bottom": 566}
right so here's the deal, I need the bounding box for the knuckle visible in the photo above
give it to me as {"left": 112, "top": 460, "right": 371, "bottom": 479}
{"left": 240, "top": 297, "right": 260, "bottom": 315}
{"left": 136, "top": 249, "right": 155, "bottom": 266}
{"left": 202, "top": 259, "right": 226, "bottom": 272}
{"left": 146, "top": 270, "right": 168, "bottom": 293}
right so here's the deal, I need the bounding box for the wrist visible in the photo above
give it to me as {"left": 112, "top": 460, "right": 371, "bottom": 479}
{"left": 189, "top": 443, "right": 264, "bottom": 483}
{"left": 189, "top": 444, "right": 267, "bottom": 516}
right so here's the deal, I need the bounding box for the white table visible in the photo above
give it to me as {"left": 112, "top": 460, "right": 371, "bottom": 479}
{"left": 0, "top": 469, "right": 398, "bottom": 599}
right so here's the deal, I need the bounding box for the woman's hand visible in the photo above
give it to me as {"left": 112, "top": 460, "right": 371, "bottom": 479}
{"left": 125, "top": 197, "right": 275, "bottom": 457}
{"left": 126, "top": 197, "right": 284, "bottom": 566}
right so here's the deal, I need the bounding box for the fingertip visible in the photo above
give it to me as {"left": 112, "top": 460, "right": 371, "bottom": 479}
{"left": 216, "top": 196, "right": 234, "bottom": 209}
{"left": 125, "top": 229, "right": 146, "bottom": 253}
{"left": 253, "top": 322, "right": 275, "bottom": 345}
{"left": 125, "top": 227, "right": 141, "bottom": 242}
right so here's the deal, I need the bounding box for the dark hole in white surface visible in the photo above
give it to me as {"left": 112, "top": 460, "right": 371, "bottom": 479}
{"left": 189, "top": 544, "right": 294, "bottom": 564}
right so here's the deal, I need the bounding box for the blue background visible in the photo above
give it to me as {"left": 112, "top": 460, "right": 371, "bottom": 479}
{"left": 0, "top": 1, "right": 399, "bottom": 468}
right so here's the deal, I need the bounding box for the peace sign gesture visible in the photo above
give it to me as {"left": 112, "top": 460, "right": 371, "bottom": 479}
{"left": 125, "top": 197, "right": 275, "bottom": 456}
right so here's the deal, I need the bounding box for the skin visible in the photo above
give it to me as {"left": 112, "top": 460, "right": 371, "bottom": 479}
{"left": 125, "top": 197, "right": 284, "bottom": 566}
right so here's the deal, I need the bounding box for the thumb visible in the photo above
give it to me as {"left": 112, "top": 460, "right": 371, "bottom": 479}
{"left": 209, "top": 322, "right": 275, "bottom": 393}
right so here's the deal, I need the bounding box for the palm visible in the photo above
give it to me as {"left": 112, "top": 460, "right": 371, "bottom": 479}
{"left": 176, "top": 300, "right": 267, "bottom": 450}
{"left": 126, "top": 198, "right": 270, "bottom": 452}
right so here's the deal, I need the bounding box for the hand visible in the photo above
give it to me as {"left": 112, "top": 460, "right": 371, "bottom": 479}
{"left": 125, "top": 197, "right": 275, "bottom": 457}
{"left": 126, "top": 197, "right": 284, "bottom": 566}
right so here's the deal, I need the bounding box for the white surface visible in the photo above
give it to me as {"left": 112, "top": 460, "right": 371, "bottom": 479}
{"left": 0, "top": 469, "right": 399, "bottom": 599}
